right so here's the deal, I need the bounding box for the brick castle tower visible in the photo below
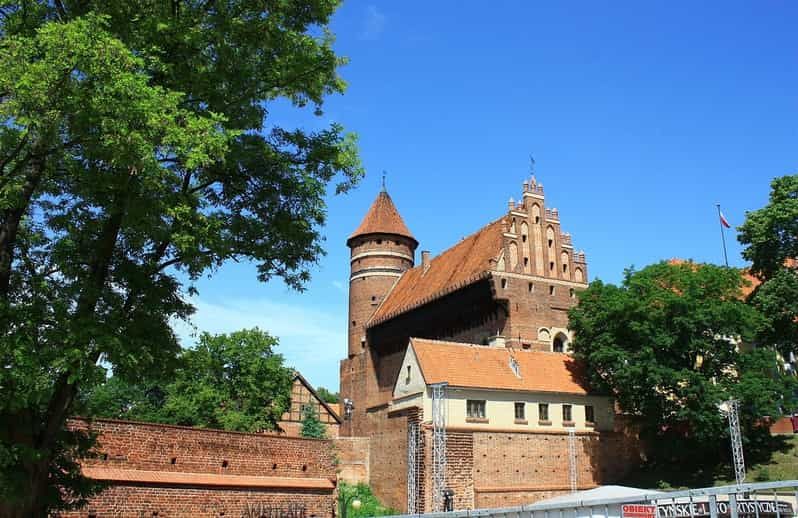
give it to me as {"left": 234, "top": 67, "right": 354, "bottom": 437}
{"left": 341, "top": 188, "right": 417, "bottom": 435}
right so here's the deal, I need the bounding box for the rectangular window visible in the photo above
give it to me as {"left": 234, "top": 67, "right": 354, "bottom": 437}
{"left": 563, "top": 404, "right": 573, "bottom": 422}
{"left": 467, "top": 400, "right": 486, "bottom": 419}
{"left": 539, "top": 403, "right": 549, "bottom": 422}
{"left": 514, "top": 402, "right": 525, "bottom": 420}
{"left": 549, "top": 285, "right": 556, "bottom": 295}
{"left": 585, "top": 405, "right": 595, "bottom": 423}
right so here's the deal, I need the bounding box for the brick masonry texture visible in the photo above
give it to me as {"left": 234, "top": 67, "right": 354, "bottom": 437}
{"left": 472, "top": 429, "right": 639, "bottom": 508}
{"left": 333, "top": 437, "right": 370, "bottom": 484}
{"left": 60, "top": 418, "right": 338, "bottom": 517}
{"left": 365, "top": 407, "right": 412, "bottom": 511}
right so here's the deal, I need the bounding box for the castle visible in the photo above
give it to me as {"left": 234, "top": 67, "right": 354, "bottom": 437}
{"left": 339, "top": 178, "right": 639, "bottom": 512}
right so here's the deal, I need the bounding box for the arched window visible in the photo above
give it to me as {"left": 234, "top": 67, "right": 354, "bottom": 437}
{"left": 546, "top": 226, "right": 555, "bottom": 249}
{"left": 532, "top": 204, "right": 541, "bottom": 224}
{"left": 553, "top": 333, "right": 568, "bottom": 353}
{"left": 561, "top": 251, "right": 570, "bottom": 276}
{"left": 508, "top": 241, "right": 518, "bottom": 270}
{"left": 574, "top": 267, "right": 584, "bottom": 283}
{"left": 538, "top": 328, "right": 551, "bottom": 342}
{"left": 521, "top": 222, "right": 530, "bottom": 272}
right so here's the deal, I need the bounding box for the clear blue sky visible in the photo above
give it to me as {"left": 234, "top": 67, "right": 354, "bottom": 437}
{"left": 174, "top": 1, "right": 798, "bottom": 391}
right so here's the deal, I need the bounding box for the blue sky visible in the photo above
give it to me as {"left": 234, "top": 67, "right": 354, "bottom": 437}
{"left": 174, "top": 1, "right": 798, "bottom": 391}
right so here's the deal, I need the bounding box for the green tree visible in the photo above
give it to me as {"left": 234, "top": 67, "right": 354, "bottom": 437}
{"left": 316, "top": 386, "right": 340, "bottom": 403}
{"left": 0, "top": 2, "right": 361, "bottom": 515}
{"left": 568, "top": 261, "right": 793, "bottom": 465}
{"left": 83, "top": 329, "right": 293, "bottom": 432}
{"left": 79, "top": 375, "right": 166, "bottom": 424}
{"left": 338, "top": 482, "right": 399, "bottom": 518}
{"left": 157, "top": 329, "right": 293, "bottom": 432}
{"left": 300, "top": 404, "right": 328, "bottom": 439}
{"left": 749, "top": 268, "right": 798, "bottom": 357}
{"left": 738, "top": 174, "right": 798, "bottom": 356}
{"left": 738, "top": 174, "right": 798, "bottom": 280}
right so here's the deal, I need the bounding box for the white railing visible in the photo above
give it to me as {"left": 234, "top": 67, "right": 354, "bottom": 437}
{"left": 381, "top": 480, "right": 798, "bottom": 518}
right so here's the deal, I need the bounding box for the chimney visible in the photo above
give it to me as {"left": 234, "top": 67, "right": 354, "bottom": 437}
{"left": 421, "top": 250, "right": 431, "bottom": 272}
{"left": 488, "top": 334, "right": 506, "bottom": 348}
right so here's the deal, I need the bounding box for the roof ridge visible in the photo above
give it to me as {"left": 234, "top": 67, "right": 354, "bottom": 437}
{"left": 367, "top": 216, "right": 507, "bottom": 327}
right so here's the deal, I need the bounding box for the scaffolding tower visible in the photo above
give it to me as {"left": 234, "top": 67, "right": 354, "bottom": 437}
{"left": 567, "top": 428, "right": 578, "bottom": 493}
{"left": 723, "top": 399, "right": 746, "bottom": 486}
{"left": 407, "top": 422, "right": 420, "bottom": 515}
{"left": 431, "top": 382, "right": 448, "bottom": 512}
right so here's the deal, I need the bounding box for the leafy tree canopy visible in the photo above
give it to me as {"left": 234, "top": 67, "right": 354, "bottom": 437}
{"left": 0, "top": 1, "right": 361, "bottom": 514}
{"left": 158, "top": 329, "right": 293, "bottom": 432}
{"left": 750, "top": 268, "right": 798, "bottom": 357}
{"left": 316, "top": 386, "right": 340, "bottom": 403}
{"left": 83, "top": 329, "right": 293, "bottom": 433}
{"left": 738, "top": 174, "right": 798, "bottom": 280}
{"left": 738, "top": 174, "right": 798, "bottom": 357}
{"left": 569, "top": 261, "right": 795, "bottom": 465}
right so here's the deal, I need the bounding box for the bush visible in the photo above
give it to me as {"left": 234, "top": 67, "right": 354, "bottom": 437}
{"left": 338, "top": 482, "right": 399, "bottom": 518}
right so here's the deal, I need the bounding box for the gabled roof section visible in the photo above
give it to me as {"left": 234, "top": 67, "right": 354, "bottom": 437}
{"left": 348, "top": 191, "right": 416, "bottom": 246}
{"left": 409, "top": 338, "right": 591, "bottom": 395}
{"left": 368, "top": 217, "right": 506, "bottom": 326}
{"left": 292, "top": 372, "right": 342, "bottom": 424}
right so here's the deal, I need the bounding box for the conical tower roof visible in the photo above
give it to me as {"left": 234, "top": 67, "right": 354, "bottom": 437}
{"left": 347, "top": 190, "right": 417, "bottom": 247}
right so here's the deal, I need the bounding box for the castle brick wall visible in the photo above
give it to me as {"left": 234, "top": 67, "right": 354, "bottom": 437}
{"left": 333, "top": 436, "right": 370, "bottom": 484}
{"left": 471, "top": 429, "right": 641, "bottom": 508}
{"left": 60, "top": 418, "right": 337, "bottom": 518}
{"left": 58, "top": 486, "right": 334, "bottom": 518}
{"left": 404, "top": 427, "right": 642, "bottom": 512}
{"left": 366, "top": 407, "right": 414, "bottom": 512}
{"left": 493, "top": 273, "right": 580, "bottom": 351}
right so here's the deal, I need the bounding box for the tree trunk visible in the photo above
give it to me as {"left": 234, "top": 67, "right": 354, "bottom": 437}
{"left": 0, "top": 156, "right": 45, "bottom": 298}
{"left": 11, "top": 182, "right": 131, "bottom": 517}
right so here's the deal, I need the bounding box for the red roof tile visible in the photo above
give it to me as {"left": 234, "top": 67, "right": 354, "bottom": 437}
{"left": 410, "top": 338, "right": 590, "bottom": 395}
{"left": 82, "top": 467, "right": 334, "bottom": 490}
{"left": 368, "top": 217, "right": 506, "bottom": 325}
{"left": 348, "top": 191, "right": 416, "bottom": 245}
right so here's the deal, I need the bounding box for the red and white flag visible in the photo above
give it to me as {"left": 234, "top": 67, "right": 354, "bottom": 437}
{"left": 719, "top": 211, "right": 731, "bottom": 228}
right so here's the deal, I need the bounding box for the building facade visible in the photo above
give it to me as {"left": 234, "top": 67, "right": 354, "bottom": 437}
{"left": 340, "top": 178, "right": 640, "bottom": 512}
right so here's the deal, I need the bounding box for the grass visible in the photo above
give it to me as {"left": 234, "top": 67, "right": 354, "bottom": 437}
{"left": 620, "top": 435, "right": 798, "bottom": 490}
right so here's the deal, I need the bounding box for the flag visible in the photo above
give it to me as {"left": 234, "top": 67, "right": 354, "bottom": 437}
{"left": 719, "top": 211, "right": 731, "bottom": 228}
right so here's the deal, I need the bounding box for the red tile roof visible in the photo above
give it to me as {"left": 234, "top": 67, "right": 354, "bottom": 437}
{"left": 82, "top": 467, "right": 334, "bottom": 490}
{"left": 348, "top": 191, "right": 416, "bottom": 245}
{"left": 368, "top": 217, "right": 506, "bottom": 326}
{"left": 410, "top": 338, "right": 591, "bottom": 395}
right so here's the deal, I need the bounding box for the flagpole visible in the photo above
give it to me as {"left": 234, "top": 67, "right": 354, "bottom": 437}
{"left": 716, "top": 203, "right": 729, "bottom": 267}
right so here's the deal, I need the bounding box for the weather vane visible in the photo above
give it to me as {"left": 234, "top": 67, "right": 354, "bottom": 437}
{"left": 529, "top": 154, "right": 536, "bottom": 176}
{"left": 381, "top": 170, "right": 387, "bottom": 192}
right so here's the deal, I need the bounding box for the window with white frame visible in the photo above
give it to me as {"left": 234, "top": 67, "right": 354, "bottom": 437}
{"left": 467, "top": 400, "right": 486, "bottom": 419}
{"left": 514, "top": 402, "right": 525, "bottom": 420}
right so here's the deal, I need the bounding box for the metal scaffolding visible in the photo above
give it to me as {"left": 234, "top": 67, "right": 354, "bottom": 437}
{"left": 407, "top": 422, "right": 420, "bottom": 515}
{"left": 431, "top": 382, "right": 448, "bottom": 512}
{"left": 567, "top": 428, "right": 578, "bottom": 493}
{"left": 723, "top": 399, "right": 746, "bottom": 486}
